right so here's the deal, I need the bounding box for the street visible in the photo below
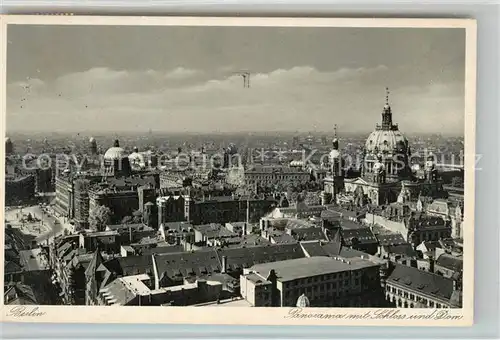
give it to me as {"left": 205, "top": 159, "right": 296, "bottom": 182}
{"left": 4, "top": 205, "right": 74, "bottom": 245}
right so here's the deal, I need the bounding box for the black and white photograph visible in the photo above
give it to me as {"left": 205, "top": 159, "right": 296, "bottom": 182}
{"left": 1, "top": 16, "right": 476, "bottom": 326}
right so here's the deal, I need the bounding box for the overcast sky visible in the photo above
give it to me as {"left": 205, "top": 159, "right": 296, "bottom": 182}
{"left": 6, "top": 25, "right": 465, "bottom": 135}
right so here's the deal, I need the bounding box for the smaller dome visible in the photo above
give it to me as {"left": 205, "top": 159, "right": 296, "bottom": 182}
{"left": 129, "top": 152, "right": 145, "bottom": 164}
{"left": 296, "top": 294, "right": 310, "bottom": 307}
{"left": 133, "top": 146, "right": 139, "bottom": 153}
{"left": 5, "top": 137, "right": 11, "bottom": 143}
{"left": 384, "top": 104, "right": 390, "bottom": 110}
{"left": 89, "top": 137, "right": 96, "bottom": 143}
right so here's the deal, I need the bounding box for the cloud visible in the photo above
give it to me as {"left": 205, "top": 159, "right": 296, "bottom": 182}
{"left": 165, "top": 67, "right": 201, "bottom": 80}
{"left": 6, "top": 65, "right": 464, "bottom": 135}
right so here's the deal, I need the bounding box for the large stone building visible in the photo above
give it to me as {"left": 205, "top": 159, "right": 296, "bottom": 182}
{"left": 385, "top": 264, "right": 462, "bottom": 308}
{"left": 324, "top": 88, "right": 447, "bottom": 207}
{"left": 240, "top": 256, "right": 383, "bottom": 307}
{"left": 243, "top": 165, "right": 311, "bottom": 188}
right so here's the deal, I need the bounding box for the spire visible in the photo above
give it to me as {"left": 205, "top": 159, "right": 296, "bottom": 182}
{"left": 381, "top": 87, "right": 393, "bottom": 130}
{"left": 332, "top": 124, "right": 339, "bottom": 150}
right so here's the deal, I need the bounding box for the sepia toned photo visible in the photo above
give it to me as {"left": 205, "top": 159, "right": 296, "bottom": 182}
{"left": 1, "top": 16, "right": 476, "bottom": 326}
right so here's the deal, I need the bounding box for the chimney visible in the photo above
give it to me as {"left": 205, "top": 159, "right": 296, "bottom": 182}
{"left": 267, "top": 269, "right": 279, "bottom": 307}
{"left": 221, "top": 256, "right": 227, "bottom": 274}
{"left": 429, "top": 256, "right": 435, "bottom": 273}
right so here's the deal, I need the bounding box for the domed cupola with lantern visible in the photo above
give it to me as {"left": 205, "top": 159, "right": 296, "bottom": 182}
{"left": 362, "top": 88, "right": 412, "bottom": 182}
{"left": 102, "top": 139, "right": 132, "bottom": 177}
{"left": 340, "top": 88, "right": 417, "bottom": 207}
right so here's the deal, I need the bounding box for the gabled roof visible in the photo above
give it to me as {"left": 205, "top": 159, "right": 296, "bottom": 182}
{"left": 5, "top": 260, "right": 23, "bottom": 274}
{"left": 341, "top": 228, "right": 378, "bottom": 245}
{"left": 376, "top": 233, "right": 407, "bottom": 246}
{"left": 155, "top": 249, "right": 220, "bottom": 281}
{"left": 85, "top": 249, "right": 105, "bottom": 277}
{"left": 383, "top": 244, "right": 417, "bottom": 258}
{"left": 300, "top": 241, "right": 328, "bottom": 257}
{"left": 290, "top": 227, "right": 327, "bottom": 241}
{"left": 339, "top": 247, "right": 371, "bottom": 259}
{"left": 436, "top": 254, "right": 463, "bottom": 272}
{"left": 103, "top": 255, "right": 154, "bottom": 277}
{"left": 420, "top": 241, "right": 441, "bottom": 252}
{"left": 320, "top": 241, "right": 342, "bottom": 257}
{"left": 218, "top": 243, "right": 304, "bottom": 271}
{"left": 271, "top": 233, "right": 297, "bottom": 244}
{"left": 4, "top": 283, "right": 39, "bottom": 305}
{"left": 387, "top": 264, "right": 455, "bottom": 303}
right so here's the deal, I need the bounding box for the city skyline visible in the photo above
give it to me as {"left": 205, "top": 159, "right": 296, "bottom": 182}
{"left": 7, "top": 26, "right": 465, "bottom": 135}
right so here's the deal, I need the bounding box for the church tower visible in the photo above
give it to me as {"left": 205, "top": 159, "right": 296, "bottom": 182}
{"left": 323, "top": 125, "right": 344, "bottom": 205}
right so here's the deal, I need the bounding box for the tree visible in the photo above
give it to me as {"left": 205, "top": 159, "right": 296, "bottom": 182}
{"left": 89, "top": 205, "right": 112, "bottom": 232}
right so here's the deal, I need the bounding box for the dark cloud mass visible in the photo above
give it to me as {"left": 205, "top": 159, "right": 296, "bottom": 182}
{"left": 6, "top": 25, "right": 465, "bottom": 135}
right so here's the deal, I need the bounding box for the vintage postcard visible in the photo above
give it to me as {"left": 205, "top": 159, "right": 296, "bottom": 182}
{"left": 0, "top": 15, "right": 476, "bottom": 326}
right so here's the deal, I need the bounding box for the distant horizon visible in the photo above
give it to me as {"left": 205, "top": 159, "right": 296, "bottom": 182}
{"left": 5, "top": 129, "right": 465, "bottom": 139}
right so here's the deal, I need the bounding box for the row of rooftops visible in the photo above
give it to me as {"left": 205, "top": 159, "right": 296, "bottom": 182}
{"left": 50, "top": 221, "right": 463, "bottom": 307}
{"left": 245, "top": 166, "right": 310, "bottom": 174}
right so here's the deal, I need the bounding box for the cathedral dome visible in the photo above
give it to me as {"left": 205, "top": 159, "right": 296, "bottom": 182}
{"left": 104, "top": 140, "right": 127, "bottom": 160}
{"left": 104, "top": 147, "right": 127, "bottom": 160}
{"left": 365, "top": 129, "right": 408, "bottom": 155}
